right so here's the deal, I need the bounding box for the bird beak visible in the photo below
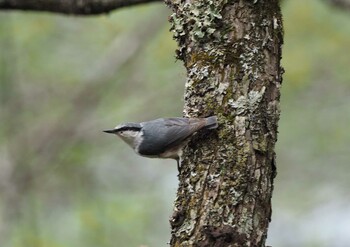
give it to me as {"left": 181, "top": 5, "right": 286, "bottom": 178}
{"left": 103, "top": 129, "right": 118, "bottom": 134}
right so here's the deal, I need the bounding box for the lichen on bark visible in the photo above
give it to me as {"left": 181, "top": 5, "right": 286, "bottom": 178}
{"left": 166, "top": 0, "right": 283, "bottom": 246}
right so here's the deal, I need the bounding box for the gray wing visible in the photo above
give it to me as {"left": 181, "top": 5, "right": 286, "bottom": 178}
{"left": 138, "top": 118, "right": 207, "bottom": 156}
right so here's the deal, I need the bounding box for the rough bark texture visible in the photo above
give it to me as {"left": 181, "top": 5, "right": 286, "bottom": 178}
{"left": 166, "top": 0, "right": 283, "bottom": 246}
{"left": 0, "top": 0, "right": 162, "bottom": 15}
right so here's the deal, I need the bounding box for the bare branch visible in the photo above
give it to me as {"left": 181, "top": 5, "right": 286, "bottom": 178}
{"left": 0, "top": 0, "right": 163, "bottom": 15}
{"left": 325, "top": 0, "right": 350, "bottom": 10}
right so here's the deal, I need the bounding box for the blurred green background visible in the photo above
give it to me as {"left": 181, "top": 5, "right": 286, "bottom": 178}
{"left": 0, "top": 0, "right": 349, "bottom": 246}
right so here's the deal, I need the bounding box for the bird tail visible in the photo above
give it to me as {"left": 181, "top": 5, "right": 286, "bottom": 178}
{"left": 205, "top": 116, "right": 218, "bottom": 129}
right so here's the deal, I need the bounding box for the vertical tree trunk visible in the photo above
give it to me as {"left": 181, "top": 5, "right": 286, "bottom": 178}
{"left": 166, "top": 0, "right": 283, "bottom": 246}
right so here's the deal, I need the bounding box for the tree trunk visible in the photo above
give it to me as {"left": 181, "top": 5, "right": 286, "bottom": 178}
{"left": 166, "top": 0, "right": 283, "bottom": 246}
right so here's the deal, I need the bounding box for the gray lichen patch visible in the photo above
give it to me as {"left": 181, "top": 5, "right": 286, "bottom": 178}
{"left": 167, "top": 0, "right": 229, "bottom": 60}
{"left": 228, "top": 86, "right": 266, "bottom": 116}
{"left": 248, "top": 86, "right": 266, "bottom": 111}
{"left": 187, "top": 63, "right": 210, "bottom": 82}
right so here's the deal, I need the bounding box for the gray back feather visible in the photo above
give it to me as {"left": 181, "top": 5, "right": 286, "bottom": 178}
{"left": 137, "top": 117, "right": 209, "bottom": 156}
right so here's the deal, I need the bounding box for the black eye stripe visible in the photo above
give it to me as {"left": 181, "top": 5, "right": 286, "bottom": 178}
{"left": 117, "top": 126, "right": 141, "bottom": 132}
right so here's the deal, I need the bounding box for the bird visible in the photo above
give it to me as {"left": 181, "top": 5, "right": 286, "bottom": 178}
{"left": 103, "top": 116, "right": 218, "bottom": 171}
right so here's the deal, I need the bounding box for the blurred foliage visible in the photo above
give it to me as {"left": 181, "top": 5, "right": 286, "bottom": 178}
{"left": 0, "top": 0, "right": 349, "bottom": 246}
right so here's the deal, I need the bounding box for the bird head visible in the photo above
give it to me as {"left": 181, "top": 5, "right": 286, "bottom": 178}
{"left": 103, "top": 123, "right": 142, "bottom": 147}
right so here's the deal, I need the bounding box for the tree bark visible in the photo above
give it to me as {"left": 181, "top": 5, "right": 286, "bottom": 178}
{"left": 0, "top": 0, "right": 162, "bottom": 15}
{"left": 166, "top": 0, "right": 283, "bottom": 246}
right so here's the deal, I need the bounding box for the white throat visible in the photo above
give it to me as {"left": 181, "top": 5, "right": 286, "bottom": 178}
{"left": 117, "top": 130, "right": 141, "bottom": 149}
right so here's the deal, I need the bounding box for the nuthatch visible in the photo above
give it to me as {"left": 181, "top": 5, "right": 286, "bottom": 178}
{"left": 103, "top": 116, "right": 218, "bottom": 170}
